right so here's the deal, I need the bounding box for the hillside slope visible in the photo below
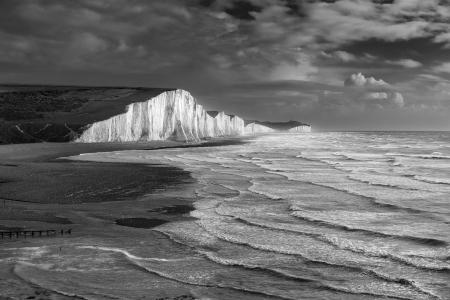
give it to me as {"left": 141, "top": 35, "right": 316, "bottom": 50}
{"left": 0, "top": 85, "right": 171, "bottom": 143}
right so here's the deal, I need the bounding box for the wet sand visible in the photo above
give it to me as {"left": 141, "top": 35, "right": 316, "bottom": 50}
{"left": 0, "top": 140, "right": 243, "bottom": 299}
{"left": 0, "top": 141, "right": 195, "bottom": 230}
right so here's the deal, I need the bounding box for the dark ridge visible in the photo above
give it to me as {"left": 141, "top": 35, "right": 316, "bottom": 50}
{"left": 0, "top": 85, "right": 174, "bottom": 144}
{"left": 0, "top": 123, "right": 85, "bottom": 144}
{"left": 244, "top": 120, "right": 310, "bottom": 130}
{"left": 115, "top": 218, "right": 168, "bottom": 229}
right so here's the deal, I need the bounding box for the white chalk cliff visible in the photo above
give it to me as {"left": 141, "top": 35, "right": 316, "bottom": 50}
{"left": 288, "top": 125, "right": 312, "bottom": 133}
{"left": 76, "top": 89, "right": 311, "bottom": 143}
{"left": 77, "top": 89, "right": 245, "bottom": 143}
{"left": 244, "top": 122, "right": 276, "bottom": 134}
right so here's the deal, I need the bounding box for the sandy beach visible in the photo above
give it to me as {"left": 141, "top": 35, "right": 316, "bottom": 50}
{"left": 0, "top": 141, "right": 218, "bottom": 299}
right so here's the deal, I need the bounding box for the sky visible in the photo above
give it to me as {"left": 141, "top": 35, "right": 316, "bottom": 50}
{"left": 1, "top": 0, "right": 450, "bottom": 130}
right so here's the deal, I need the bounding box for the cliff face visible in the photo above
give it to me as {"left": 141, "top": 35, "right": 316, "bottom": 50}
{"left": 288, "top": 125, "right": 312, "bottom": 133}
{"left": 244, "top": 122, "right": 275, "bottom": 135}
{"left": 76, "top": 89, "right": 245, "bottom": 143}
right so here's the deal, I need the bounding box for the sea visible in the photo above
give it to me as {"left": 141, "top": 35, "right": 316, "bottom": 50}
{"left": 1, "top": 132, "right": 449, "bottom": 299}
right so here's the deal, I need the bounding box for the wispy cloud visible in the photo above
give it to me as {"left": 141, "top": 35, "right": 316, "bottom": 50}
{"left": 387, "top": 59, "right": 423, "bottom": 68}
{"left": 433, "top": 62, "right": 450, "bottom": 74}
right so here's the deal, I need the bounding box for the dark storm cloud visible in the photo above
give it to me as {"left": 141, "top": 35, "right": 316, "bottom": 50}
{"left": 1, "top": 0, "right": 450, "bottom": 129}
{"left": 224, "top": 1, "right": 262, "bottom": 20}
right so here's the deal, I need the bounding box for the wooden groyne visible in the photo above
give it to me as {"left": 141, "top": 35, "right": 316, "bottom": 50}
{"left": 0, "top": 228, "right": 72, "bottom": 239}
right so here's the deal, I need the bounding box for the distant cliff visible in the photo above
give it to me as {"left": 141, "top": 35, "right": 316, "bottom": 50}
{"left": 77, "top": 89, "right": 313, "bottom": 142}
{"left": 244, "top": 122, "right": 276, "bottom": 134}
{"left": 77, "top": 89, "right": 245, "bottom": 142}
{"left": 246, "top": 120, "right": 311, "bottom": 132}
{"left": 288, "top": 125, "right": 312, "bottom": 132}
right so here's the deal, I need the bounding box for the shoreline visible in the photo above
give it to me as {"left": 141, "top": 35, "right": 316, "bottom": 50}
{"left": 0, "top": 137, "right": 247, "bottom": 163}
{"left": 0, "top": 137, "right": 238, "bottom": 228}
{"left": 0, "top": 136, "right": 247, "bottom": 233}
{"left": 0, "top": 138, "right": 246, "bottom": 299}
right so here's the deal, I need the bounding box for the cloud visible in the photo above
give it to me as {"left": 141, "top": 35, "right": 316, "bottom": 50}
{"left": 433, "top": 32, "right": 450, "bottom": 45}
{"left": 321, "top": 50, "right": 357, "bottom": 62}
{"left": 343, "top": 73, "right": 404, "bottom": 108}
{"left": 365, "top": 92, "right": 388, "bottom": 100}
{"left": 304, "top": 2, "right": 431, "bottom": 48}
{"left": 391, "top": 92, "right": 405, "bottom": 107}
{"left": 364, "top": 91, "right": 404, "bottom": 107}
{"left": 269, "top": 52, "right": 318, "bottom": 81}
{"left": 433, "top": 62, "right": 450, "bottom": 74}
{"left": 344, "top": 72, "right": 388, "bottom": 88}
{"left": 387, "top": 59, "right": 422, "bottom": 68}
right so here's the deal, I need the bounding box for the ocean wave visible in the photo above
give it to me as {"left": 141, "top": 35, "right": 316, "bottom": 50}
{"left": 194, "top": 219, "right": 440, "bottom": 300}
{"left": 264, "top": 170, "right": 441, "bottom": 216}
{"left": 78, "top": 246, "right": 185, "bottom": 262}
{"left": 13, "top": 262, "right": 90, "bottom": 300}
{"left": 346, "top": 173, "right": 450, "bottom": 194}
{"left": 291, "top": 211, "right": 449, "bottom": 251}
{"left": 83, "top": 241, "right": 396, "bottom": 300}
{"left": 289, "top": 174, "right": 447, "bottom": 216}
{"left": 121, "top": 250, "right": 313, "bottom": 300}
{"left": 157, "top": 225, "right": 433, "bottom": 300}
{"left": 200, "top": 251, "right": 416, "bottom": 300}
{"left": 413, "top": 176, "right": 450, "bottom": 185}
{"left": 233, "top": 215, "right": 450, "bottom": 272}
{"left": 346, "top": 174, "right": 421, "bottom": 191}
{"left": 387, "top": 152, "right": 450, "bottom": 160}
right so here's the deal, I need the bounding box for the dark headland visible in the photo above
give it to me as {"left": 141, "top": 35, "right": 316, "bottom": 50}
{"left": 0, "top": 84, "right": 174, "bottom": 143}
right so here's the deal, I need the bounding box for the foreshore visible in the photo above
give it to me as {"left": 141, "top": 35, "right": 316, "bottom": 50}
{"left": 0, "top": 138, "right": 245, "bottom": 299}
